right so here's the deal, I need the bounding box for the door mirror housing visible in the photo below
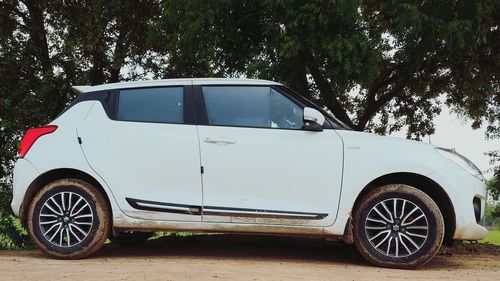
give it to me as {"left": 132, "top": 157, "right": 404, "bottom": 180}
{"left": 303, "top": 107, "right": 325, "bottom": 131}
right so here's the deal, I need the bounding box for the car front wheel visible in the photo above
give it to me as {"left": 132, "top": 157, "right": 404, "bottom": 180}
{"left": 27, "top": 179, "right": 110, "bottom": 259}
{"left": 353, "top": 184, "right": 444, "bottom": 269}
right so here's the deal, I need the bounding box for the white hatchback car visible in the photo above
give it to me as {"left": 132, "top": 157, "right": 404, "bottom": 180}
{"left": 11, "top": 78, "right": 487, "bottom": 268}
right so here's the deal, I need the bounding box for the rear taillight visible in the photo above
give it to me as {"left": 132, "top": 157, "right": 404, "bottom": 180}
{"left": 18, "top": 125, "right": 58, "bottom": 158}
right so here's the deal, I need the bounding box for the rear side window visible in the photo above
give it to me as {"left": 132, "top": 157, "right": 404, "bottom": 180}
{"left": 202, "top": 86, "right": 304, "bottom": 129}
{"left": 117, "top": 87, "right": 184, "bottom": 123}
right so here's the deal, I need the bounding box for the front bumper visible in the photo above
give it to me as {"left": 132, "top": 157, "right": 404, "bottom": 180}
{"left": 428, "top": 166, "right": 488, "bottom": 241}
{"left": 11, "top": 159, "right": 39, "bottom": 217}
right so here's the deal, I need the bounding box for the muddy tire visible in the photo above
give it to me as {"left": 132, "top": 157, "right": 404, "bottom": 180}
{"left": 27, "top": 179, "right": 110, "bottom": 259}
{"left": 110, "top": 231, "right": 153, "bottom": 246}
{"left": 353, "top": 184, "right": 444, "bottom": 269}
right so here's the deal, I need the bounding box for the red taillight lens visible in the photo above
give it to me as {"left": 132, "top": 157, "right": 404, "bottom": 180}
{"left": 18, "top": 125, "right": 58, "bottom": 158}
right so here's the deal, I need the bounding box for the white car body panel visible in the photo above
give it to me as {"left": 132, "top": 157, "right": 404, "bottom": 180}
{"left": 11, "top": 158, "right": 38, "bottom": 217}
{"left": 325, "top": 130, "right": 487, "bottom": 238}
{"left": 11, "top": 101, "right": 122, "bottom": 219}
{"left": 426, "top": 166, "right": 488, "bottom": 240}
{"left": 197, "top": 125, "right": 343, "bottom": 226}
{"left": 78, "top": 102, "right": 203, "bottom": 222}
{"left": 11, "top": 78, "right": 488, "bottom": 243}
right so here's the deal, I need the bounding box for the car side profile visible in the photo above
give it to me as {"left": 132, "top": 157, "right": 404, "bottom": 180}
{"left": 11, "top": 78, "right": 487, "bottom": 268}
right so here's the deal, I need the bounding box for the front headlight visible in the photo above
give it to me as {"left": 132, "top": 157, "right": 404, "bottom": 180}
{"left": 436, "top": 147, "right": 484, "bottom": 180}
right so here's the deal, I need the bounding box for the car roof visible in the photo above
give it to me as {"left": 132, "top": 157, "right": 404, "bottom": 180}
{"left": 72, "top": 78, "right": 281, "bottom": 93}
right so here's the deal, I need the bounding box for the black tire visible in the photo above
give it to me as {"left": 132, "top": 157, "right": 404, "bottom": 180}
{"left": 353, "top": 184, "right": 444, "bottom": 269}
{"left": 27, "top": 179, "right": 110, "bottom": 259}
{"left": 110, "top": 231, "right": 153, "bottom": 246}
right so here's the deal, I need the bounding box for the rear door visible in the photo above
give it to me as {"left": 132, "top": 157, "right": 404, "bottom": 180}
{"left": 78, "top": 85, "right": 203, "bottom": 222}
{"left": 196, "top": 85, "right": 344, "bottom": 226}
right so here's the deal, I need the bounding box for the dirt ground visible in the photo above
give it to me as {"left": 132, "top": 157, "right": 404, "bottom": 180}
{"left": 0, "top": 235, "right": 499, "bottom": 281}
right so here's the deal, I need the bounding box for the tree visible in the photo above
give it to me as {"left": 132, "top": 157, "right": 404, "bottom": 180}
{"left": 0, "top": 0, "right": 53, "bottom": 248}
{"left": 485, "top": 175, "right": 500, "bottom": 229}
{"left": 156, "top": 0, "right": 499, "bottom": 139}
{"left": 488, "top": 151, "right": 500, "bottom": 197}
{"left": 44, "top": 0, "right": 161, "bottom": 85}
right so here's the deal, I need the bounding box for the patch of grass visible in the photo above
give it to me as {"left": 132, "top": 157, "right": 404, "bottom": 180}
{"left": 480, "top": 230, "right": 500, "bottom": 245}
{"left": 0, "top": 215, "right": 33, "bottom": 250}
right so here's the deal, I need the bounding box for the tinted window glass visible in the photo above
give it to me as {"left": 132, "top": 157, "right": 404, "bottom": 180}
{"left": 203, "top": 86, "right": 303, "bottom": 129}
{"left": 118, "top": 87, "right": 183, "bottom": 123}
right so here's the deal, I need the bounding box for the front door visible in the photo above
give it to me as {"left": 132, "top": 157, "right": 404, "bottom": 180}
{"left": 196, "top": 86, "right": 343, "bottom": 226}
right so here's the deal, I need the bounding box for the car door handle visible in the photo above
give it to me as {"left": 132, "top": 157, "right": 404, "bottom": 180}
{"left": 204, "top": 138, "right": 236, "bottom": 145}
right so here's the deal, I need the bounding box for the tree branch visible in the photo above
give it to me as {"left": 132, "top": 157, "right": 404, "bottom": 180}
{"left": 356, "top": 72, "right": 411, "bottom": 130}
{"left": 303, "top": 52, "right": 355, "bottom": 128}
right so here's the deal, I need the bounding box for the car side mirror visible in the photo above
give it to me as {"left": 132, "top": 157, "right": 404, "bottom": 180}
{"left": 303, "top": 107, "right": 325, "bottom": 132}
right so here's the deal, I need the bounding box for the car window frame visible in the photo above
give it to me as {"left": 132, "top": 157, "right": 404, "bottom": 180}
{"left": 111, "top": 85, "right": 196, "bottom": 125}
{"left": 194, "top": 84, "right": 333, "bottom": 131}
{"left": 61, "top": 82, "right": 339, "bottom": 130}
{"left": 275, "top": 85, "right": 348, "bottom": 130}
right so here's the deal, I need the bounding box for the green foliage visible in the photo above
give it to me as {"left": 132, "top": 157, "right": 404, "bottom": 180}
{"left": 487, "top": 152, "right": 500, "bottom": 201}
{"left": 156, "top": 0, "right": 499, "bottom": 140}
{"left": 0, "top": 177, "right": 32, "bottom": 249}
{"left": 0, "top": 216, "right": 32, "bottom": 250}
{"left": 480, "top": 230, "right": 500, "bottom": 245}
{"left": 486, "top": 175, "right": 500, "bottom": 228}
{"left": 487, "top": 169, "right": 500, "bottom": 200}
{"left": 483, "top": 203, "right": 500, "bottom": 229}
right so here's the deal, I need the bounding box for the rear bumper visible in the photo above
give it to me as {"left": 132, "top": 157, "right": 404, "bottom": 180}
{"left": 10, "top": 159, "right": 39, "bottom": 217}
{"left": 428, "top": 166, "right": 488, "bottom": 241}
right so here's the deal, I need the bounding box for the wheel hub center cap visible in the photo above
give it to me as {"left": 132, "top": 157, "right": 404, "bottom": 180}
{"left": 392, "top": 224, "right": 400, "bottom": 231}
{"left": 63, "top": 216, "right": 70, "bottom": 222}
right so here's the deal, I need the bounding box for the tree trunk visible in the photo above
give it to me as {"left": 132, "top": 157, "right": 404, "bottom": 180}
{"left": 90, "top": 48, "right": 106, "bottom": 85}
{"left": 109, "top": 22, "right": 128, "bottom": 83}
{"left": 23, "top": 0, "right": 51, "bottom": 73}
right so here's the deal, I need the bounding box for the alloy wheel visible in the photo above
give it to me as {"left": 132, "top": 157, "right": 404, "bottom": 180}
{"left": 38, "top": 191, "right": 94, "bottom": 247}
{"left": 364, "top": 198, "right": 429, "bottom": 257}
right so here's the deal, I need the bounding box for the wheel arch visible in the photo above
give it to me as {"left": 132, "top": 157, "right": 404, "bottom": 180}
{"left": 19, "top": 168, "right": 113, "bottom": 227}
{"left": 351, "top": 172, "right": 456, "bottom": 245}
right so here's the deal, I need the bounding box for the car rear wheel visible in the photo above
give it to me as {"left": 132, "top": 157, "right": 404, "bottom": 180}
{"left": 27, "top": 179, "right": 110, "bottom": 259}
{"left": 353, "top": 184, "right": 444, "bottom": 269}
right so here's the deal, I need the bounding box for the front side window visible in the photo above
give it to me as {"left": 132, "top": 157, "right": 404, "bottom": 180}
{"left": 117, "top": 87, "right": 184, "bottom": 123}
{"left": 202, "top": 86, "right": 303, "bottom": 129}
